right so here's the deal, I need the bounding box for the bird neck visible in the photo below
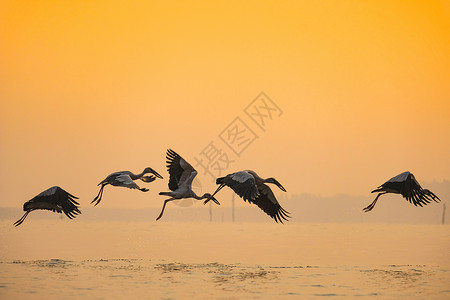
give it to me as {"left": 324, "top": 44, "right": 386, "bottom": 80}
{"left": 191, "top": 191, "right": 204, "bottom": 200}
{"left": 265, "top": 177, "right": 285, "bottom": 191}
{"left": 130, "top": 171, "right": 144, "bottom": 180}
{"left": 264, "top": 177, "right": 276, "bottom": 184}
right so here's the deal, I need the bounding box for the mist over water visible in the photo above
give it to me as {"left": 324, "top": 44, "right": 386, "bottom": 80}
{"left": 1, "top": 180, "right": 448, "bottom": 299}
{"left": 1, "top": 221, "right": 449, "bottom": 299}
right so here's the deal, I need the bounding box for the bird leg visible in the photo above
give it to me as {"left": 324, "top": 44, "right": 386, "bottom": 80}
{"left": 203, "top": 184, "right": 225, "bottom": 205}
{"left": 139, "top": 188, "right": 149, "bottom": 192}
{"left": 363, "top": 192, "right": 387, "bottom": 212}
{"left": 91, "top": 184, "right": 106, "bottom": 206}
{"left": 13, "top": 211, "right": 30, "bottom": 227}
{"left": 156, "top": 198, "right": 176, "bottom": 221}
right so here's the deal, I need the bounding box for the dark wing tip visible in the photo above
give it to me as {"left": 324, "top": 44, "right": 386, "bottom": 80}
{"left": 167, "top": 148, "right": 179, "bottom": 159}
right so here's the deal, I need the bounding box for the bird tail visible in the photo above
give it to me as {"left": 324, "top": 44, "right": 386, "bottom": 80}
{"left": 159, "top": 192, "right": 171, "bottom": 196}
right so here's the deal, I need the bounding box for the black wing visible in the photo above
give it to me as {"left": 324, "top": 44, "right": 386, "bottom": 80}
{"left": 374, "top": 171, "right": 410, "bottom": 194}
{"left": 402, "top": 174, "right": 440, "bottom": 207}
{"left": 219, "top": 171, "right": 259, "bottom": 201}
{"left": 52, "top": 187, "right": 81, "bottom": 219}
{"left": 250, "top": 183, "right": 290, "bottom": 223}
{"left": 26, "top": 186, "right": 81, "bottom": 219}
{"left": 15, "top": 186, "right": 80, "bottom": 226}
{"left": 166, "top": 149, "right": 196, "bottom": 191}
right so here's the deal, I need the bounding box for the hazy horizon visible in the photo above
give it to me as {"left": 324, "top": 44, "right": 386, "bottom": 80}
{"left": 2, "top": 181, "right": 448, "bottom": 224}
{"left": 1, "top": 2, "right": 449, "bottom": 298}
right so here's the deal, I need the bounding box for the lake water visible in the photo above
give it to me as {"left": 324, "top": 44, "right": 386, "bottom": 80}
{"left": 0, "top": 221, "right": 449, "bottom": 299}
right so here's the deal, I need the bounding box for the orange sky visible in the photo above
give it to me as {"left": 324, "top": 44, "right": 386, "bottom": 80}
{"left": 1, "top": 1, "right": 449, "bottom": 209}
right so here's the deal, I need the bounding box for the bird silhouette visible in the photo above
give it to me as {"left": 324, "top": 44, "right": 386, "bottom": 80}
{"left": 363, "top": 171, "right": 440, "bottom": 212}
{"left": 204, "top": 170, "right": 290, "bottom": 223}
{"left": 14, "top": 186, "right": 81, "bottom": 226}
{"left": 156, "top": 149, "right": 220, "bottom": 221}
{"left": 91, "top": 167, "right": 163, "bottom": 206}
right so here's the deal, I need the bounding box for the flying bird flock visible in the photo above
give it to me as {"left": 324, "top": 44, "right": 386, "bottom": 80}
{"left": 14, "top": 149, "right": 441, "bottom": 226}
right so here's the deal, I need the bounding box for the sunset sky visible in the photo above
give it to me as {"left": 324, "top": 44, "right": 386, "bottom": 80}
{"left": 1, "top": 1, "right": 449, "bottom": 209}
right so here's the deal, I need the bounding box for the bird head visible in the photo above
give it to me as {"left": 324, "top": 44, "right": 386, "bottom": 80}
{"left": 266, "top": 178, "right": 287, "bottom": 192}
{"left": 23, "top": 200, "right": 33, "bottom": 211}
{"left": 143, "top": 167, "right": 163, "bottom": 179}
{"left": 140, "top": 176, "right": 156, "bottom": 183}
{"left": 203, "top": 193, "right": 220, "bottom": 205}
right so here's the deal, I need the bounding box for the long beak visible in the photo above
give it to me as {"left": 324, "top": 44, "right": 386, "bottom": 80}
{"left": 278, "top": 183, "right": 287, "bottom": 192}
{"left": 271, "top": 179, "right": 287, "bottom": 192}
{"left": 152, "top": 170, "right": 164, "bottom": 179}
{"left": 13, "top": 211, "right": 30, "bottom": 227}
{"left": 204, "top": 196, "right": 220, "bottom": 205}
{"left": 203, "top": 185, "right": 225, "bottom": 205}
{"left": 211, "top": 196, "right": 220, "bottom": 205}
{"left": 141, "top": 176, "right": 156, "bottom": 183}
{"left": 203, "top": 196, "right": 212, "bottom": 205}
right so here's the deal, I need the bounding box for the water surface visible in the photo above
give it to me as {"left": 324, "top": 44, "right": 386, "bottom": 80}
{"left": 0, "top": 221, "right": 449, "bottom": 299}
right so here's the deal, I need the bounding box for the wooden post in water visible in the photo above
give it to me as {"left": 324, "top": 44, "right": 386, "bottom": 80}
{"left": 442, "top": 204, "right": 446, "bottom": 225}
{"left": 232, "top": 193, "right": 235, "bottom": 223}
{"left": 209, "top": 201, "right": 212, "bottom": 222}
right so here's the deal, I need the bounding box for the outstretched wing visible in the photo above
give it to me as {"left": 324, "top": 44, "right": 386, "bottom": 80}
{"left": 219, "top": 171, "right": 259, "bottom": 201}
{"left": 166, "top": 149, "right": 196, "bottom": 191}
{"left": 16, "top": 186, "right": 81, "bottom": 226}
{"left": 37, "top": 186, "right": 81, "bottom": 219}
{"left": 53, "top": 187, "right": 81, "bottom": 219}
{"left": 402, "top": 174, "right": 440, "bottom": 207}
{"left": 374, "top": 171, "right": 411, "bottom": 194}
{"left": 250, "top": 183, "right": 290, "bottom": 223}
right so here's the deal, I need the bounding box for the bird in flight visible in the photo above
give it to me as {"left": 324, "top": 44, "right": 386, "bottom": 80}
{"left": 14, "top": 186, "right": 81, "bottom": 226}
{"left": 156, "top": 149, "right": 220, "bottom": 221}
{"left": 363, "top": 171, "right": 440, "bottom": 212}
{"left": 91, "top": 167, "right": 163, "bottom": 206}
{"left": 204, "top": 170, "right": 290, "bottom": 223}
